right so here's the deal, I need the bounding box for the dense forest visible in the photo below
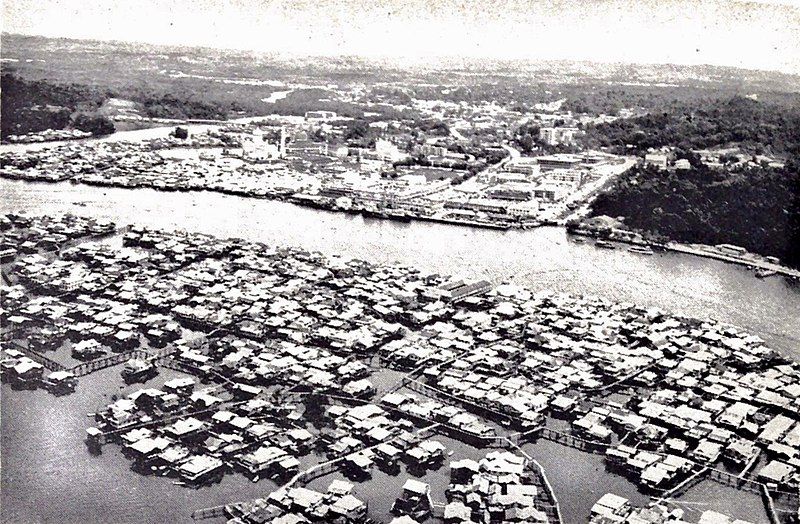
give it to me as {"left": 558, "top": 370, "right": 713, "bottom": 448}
{"left": 589, "top": 162, "right": 800, "bottom": 267}
{"left": 581, "top": 96, "right": 800, "bottom": 156}
{"left": 0, "top": 73, "right": 115, "bottom": 137}
{"left": 0, "top": 72, "right": 247, "bottom": 139}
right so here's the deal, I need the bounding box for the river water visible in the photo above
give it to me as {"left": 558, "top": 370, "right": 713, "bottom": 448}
{"left": 2, "top": 177, "right": 798, "bottom": 356}
{"left": 1, "top": 171, "right": 797, "bottom": 523}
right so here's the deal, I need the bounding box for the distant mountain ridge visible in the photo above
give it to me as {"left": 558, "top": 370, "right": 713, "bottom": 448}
{"left": 3, "top": 32, "right": 799, "bottom": 93}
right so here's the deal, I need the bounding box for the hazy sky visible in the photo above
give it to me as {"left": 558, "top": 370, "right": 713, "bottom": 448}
{"left": 3, "top": 0, "right": 800, "bottom": 73}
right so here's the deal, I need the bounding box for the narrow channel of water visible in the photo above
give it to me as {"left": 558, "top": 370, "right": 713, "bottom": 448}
{"left": 0, "top": 366, "right": 282, "bottom": 524}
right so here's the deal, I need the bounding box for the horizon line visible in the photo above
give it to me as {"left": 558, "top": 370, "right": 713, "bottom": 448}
{"left": 3, "top": 31, "right": 799, "bottom": 78}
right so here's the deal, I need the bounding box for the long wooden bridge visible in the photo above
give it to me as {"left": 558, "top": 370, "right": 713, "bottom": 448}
{"left": 67, "top": 346, "right": 178, "bottom": 377}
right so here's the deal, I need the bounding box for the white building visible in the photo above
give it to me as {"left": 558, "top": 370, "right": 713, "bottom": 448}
{"left": 644, "top": 153, "right": 668, "bottom": 170}
{"left": 539, "top": 127, "right": 578, "bottom": 146}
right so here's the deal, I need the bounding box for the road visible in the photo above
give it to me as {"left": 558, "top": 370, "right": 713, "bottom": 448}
{"left": 501, "top": 143, "right": 521, "bottom": 160}
{"left": 552, "top": 156, "right": 637, "bottom": 223}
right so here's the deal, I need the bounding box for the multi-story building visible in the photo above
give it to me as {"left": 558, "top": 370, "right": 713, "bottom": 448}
{"left": 305, "top": 110, "right": 337, "bottom": 121}
{"left": 539, "top": 127, "right": 578, "bottom": 146}
{"left": 533, "top": 183, "right": 570, "bottom": 202}
{"left": 536, "top": 154, "right": 583, "bottom": 171}
{"left": 544, "top": 169, "right": 584, "bottom": 187}
{"left": 486, "top": 182, "right": 537, "bottom": 201}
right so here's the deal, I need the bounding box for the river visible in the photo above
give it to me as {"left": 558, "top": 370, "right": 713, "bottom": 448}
{"left": 1, "top": 172, "right": 798, "bottom": 524}
{"left": 1, "top": 177, "right": 798, "bottom": 357}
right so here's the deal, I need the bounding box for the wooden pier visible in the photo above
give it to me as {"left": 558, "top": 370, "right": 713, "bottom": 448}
{"left": 69, "top": 349, "right": 150, "bottom": 377}
{"left": 535, "top": 426, "right": 609, "bottom": 453}
{"left": 7, "top": 341, "right": 66, "bottom": 371}
{"left": 655, "top": 467, "right": 709, "bottom": 504}
{"left": 190, "top": 505, "right": 226, "bottom": 521}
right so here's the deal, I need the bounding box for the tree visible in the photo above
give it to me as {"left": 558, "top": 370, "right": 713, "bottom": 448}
{"left": 72, "top": 113, "right": 115, "bottom": 136}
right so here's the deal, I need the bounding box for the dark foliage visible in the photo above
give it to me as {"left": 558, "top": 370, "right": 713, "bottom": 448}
{"left": 590, "top": 163, "right": 800, "bottom": 267}
{"left": 582, "top": 96, "right": 800, "bottom": 156}
{"left": 1, "top": 73, "right": 112, "bottom": 137}
{"left": 72, "top": 112, "right": 115, "bottom": 135}
{"left": 137, "top": 92, "right": 232, "bottom": 120}
{"left": 514, "top": 123, "right": 541, "bottom": 154}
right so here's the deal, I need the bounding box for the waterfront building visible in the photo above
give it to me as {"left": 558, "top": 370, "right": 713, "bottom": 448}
{"left": 532, "top": 183, "right": 570, "bottom": 202}
{"left": 487, "top": 182, "right": 537, "bottom": 201}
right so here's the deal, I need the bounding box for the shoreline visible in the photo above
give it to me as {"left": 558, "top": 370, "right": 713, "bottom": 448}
{"left": 4, "top": 172, "right": 796, "bottom": 280}
{"left": 568, "top": 228, "right": 800, "bottom": 281}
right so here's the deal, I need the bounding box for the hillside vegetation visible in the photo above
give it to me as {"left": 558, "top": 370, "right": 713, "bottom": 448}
{"left": 0, "top": 73, "right": 115, "bottom": 137}
{"left": 582, "top": 96, "right": 800, "bottom": 157}
{"left": 590, "top": 162, "right": 800, "bottom": 267}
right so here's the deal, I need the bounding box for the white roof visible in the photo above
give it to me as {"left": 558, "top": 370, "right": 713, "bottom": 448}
{"left": 402, "top": 478, "right": 429, "bottom": 494}
{"left": 594, "top": 492, "right": 629, "bottom": 511}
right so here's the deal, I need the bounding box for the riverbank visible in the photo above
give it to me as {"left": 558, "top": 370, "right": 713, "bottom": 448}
{"left": 1, "top": 177, "right": 798, "bottom": 360}
{"left": 568, "top": 226, "right": 800, "bottom": 281}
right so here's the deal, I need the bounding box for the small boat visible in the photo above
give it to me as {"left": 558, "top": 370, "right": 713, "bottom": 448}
{"left": 595, "top": 240, "right": 616, "bottom": 249}
{"left": 628, "top": 246, "right": 654, "bottom": 255}
{"left": 755, "top": 269, "right": 777, "bottom": 279}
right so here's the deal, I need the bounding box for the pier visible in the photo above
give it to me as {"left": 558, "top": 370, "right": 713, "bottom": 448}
{"left": 655, "top": 467, "right": 709, "bottom": 504}
{"left": 7, "top": 341, "right": 66, "bottom": 371}
{"left": 69, "top": 349, "right": 151, "bottom": 377}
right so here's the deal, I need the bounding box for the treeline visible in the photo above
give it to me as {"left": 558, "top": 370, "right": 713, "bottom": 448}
{"left": 1, "top": 71, "right": 258, "bottom": 139}
{"left": 581, "top": 96, "right": 800, "bottom": 156}
{"left": 590, "top": 163, "right": 800, "bottom": 267}
{"left": 1, "top": 73, "right": 114, "bottom": 138}
{"left": 135, "top": 91, "right": 238, "bottom": 121}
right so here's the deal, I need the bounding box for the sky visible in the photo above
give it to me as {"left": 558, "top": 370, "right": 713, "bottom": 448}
{"left": 3, "top": 0, "right": 800, "bottom": 74}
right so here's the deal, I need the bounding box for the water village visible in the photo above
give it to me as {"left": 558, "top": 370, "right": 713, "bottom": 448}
{"left": 1, "top": 211, "right": 798, "bottom": 524}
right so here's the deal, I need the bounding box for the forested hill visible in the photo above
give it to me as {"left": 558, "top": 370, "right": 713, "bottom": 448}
{"left": 589, "top": 162, "right": 800, "bottom": 268}
{"left": 0, "top": 73, "right": 115, "bottom": 137}
{"left": 581, "top": 96, "right": 800, "bottom": 157}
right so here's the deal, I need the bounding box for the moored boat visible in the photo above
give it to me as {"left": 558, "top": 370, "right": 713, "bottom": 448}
{"left": 628, "top": 246, "right": 654, "bottom": 255}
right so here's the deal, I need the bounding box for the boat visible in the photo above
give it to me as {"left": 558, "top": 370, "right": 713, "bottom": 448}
{"left": 384, "top": 210, "right": 412, "bottom": 222}
{"left": 361, "top": 207, "right": 388, "bottom": 220}
{"left": 595, "top": 240, "right": 616, "bottom": 249}
{"left": 755, "top": 268, "right": 777, "bottom": 279}
{"left": 628, "top": 246, "right": 654, "bottom": 255}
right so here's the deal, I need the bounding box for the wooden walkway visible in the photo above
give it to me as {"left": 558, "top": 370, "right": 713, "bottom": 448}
{"left": 69, "top": 350, "right": 150, "bottom": 377}
{"left": 655, "top": 467, "right": 709, "bottom": 504}
{"left": 7, "top": 341, "right": 66, "bottom": 371}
